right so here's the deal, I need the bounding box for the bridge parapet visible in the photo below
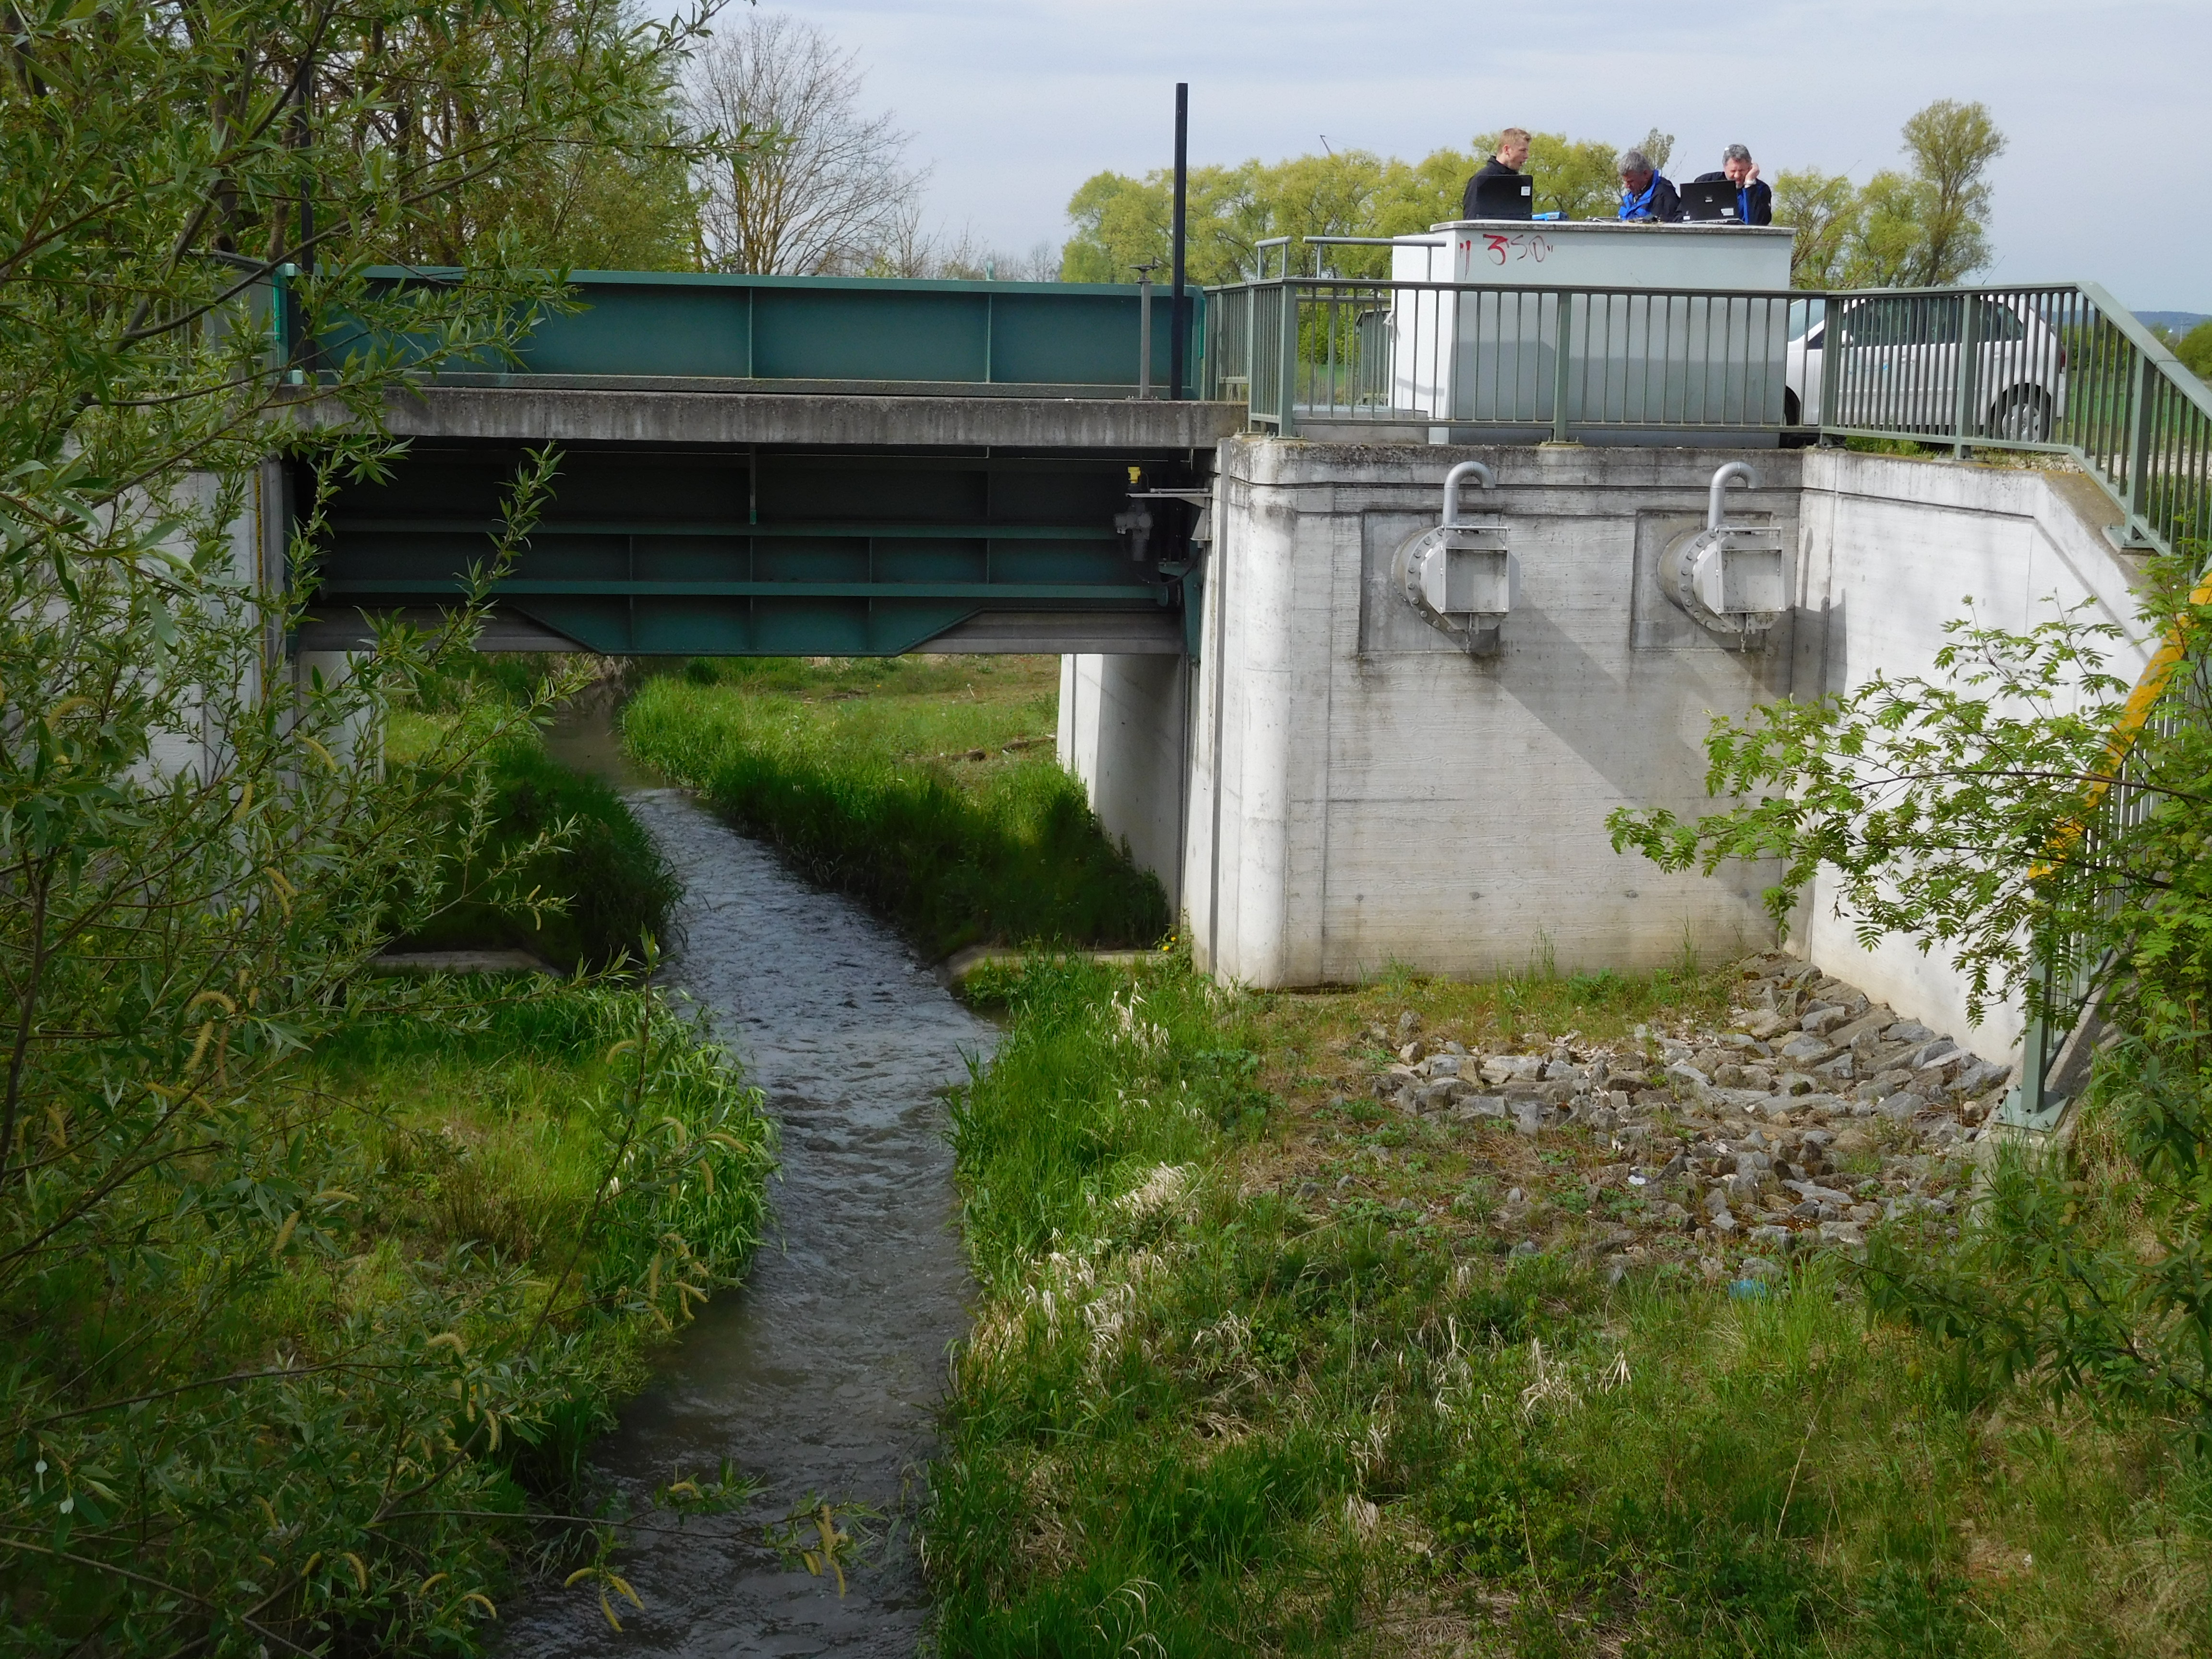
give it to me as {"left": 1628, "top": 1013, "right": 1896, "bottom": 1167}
{"left": 329, "top": 267, "right": 1207, "bottom": 400}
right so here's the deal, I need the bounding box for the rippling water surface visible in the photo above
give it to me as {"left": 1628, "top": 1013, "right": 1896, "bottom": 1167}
{"left": 506, "top": 708, "right": 989, "bottom": 1657}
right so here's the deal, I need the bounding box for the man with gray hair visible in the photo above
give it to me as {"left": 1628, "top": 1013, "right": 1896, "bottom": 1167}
{"left": 1616, "top": 148, "right": 1682, "bottom": 222}
{"left": 1693, "top": 144, "right": 1773, "bottom": 225}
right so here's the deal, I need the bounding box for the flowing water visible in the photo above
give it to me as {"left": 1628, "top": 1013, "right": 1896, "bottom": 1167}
{"left": 505, "top": 703, "right": 990, "bottom": 1656}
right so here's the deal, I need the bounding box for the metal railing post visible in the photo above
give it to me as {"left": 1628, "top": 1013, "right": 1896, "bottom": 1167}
{"left": 1998, "top": 955, "right": 2056, "bottom": 1130}
{"left": 1276, "top": 279, "right": 1299, "bottom": 436}
{"left": 1949, "top": 294, "right": 1981, "bottom": 458}
{"left": 1817, "top": 293, "right": 1841, "bottom": 438}
{"left": 1247, "top": 283, "right": 1265, "bottom": 422}
{"left": 2124, "top": 347, "right": 2155, "bottom": 538}
{"left": 1136, "top": 266, "right": 1154, "bottom": 400}
{"left": 1550, "top": 289, "right": 1574, "bottom": 443}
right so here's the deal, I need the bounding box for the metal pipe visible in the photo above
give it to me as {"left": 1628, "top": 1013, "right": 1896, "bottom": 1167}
{"left": 1707, "top": 460, "right": 1757, "bottom": 531}
{"left": 1443, "top": 459, "right": 1495, "bottom": 527}
{"left": 1168, "top": 82, "right": 1188, "bottom": 401}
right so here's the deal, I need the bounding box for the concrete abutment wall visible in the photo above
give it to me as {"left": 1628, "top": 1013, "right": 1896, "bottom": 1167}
{"left": 1057, "top": 654, "right": 1192, "bottom": 916}
{"left": 1061, "top": 439, "right": 2150, "bottom": 1066}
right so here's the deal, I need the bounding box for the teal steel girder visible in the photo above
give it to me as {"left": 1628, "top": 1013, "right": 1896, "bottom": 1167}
{"left": 331, "top": 268, "right": 1208, "bottom": 396}
{"left": 307, "top": 443, "right": 1203, "bottom": 657}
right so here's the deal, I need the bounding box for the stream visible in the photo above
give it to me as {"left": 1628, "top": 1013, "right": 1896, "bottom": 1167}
{"left": 502, "top": 704, "right": 991, "bottom": 1656}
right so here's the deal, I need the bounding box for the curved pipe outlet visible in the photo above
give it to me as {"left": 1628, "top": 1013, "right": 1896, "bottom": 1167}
{"left": 1707, "top": 461, "right": 1758, "bottom": 532}
{"left": 1443, "top": 460, "right": 1497, "bottom": 528}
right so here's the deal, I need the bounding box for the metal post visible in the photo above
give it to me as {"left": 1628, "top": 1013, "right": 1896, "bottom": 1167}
{"left": 1169, "top": 83, "right": 1189, "bottom": 401}
{"left": 1276, "top": 279, "right": 1298, "bottom": 436}
{"left": 1242, "top": 278, "right": 1258, "bottom": 422}
{"left": 2124, "top": 347, "right": 2155, "bottom": 537}
{"left": 1134, "top": 263, "right": 1155, "bottom": 399}
{"left": 1949, "top": 293, "right": 1981, "bottom": 459}
{"left": 1816, "top": 294, "right": 1841, "bottom": 439}
{"left": 289, "top": 54, "right": 317, "bottom": 380}
{"left": 1998, "top": 956, "right": 2054, "bottom": 1130}
{"left": 1550, "top": 289, "right": 1575, "bottom": 444}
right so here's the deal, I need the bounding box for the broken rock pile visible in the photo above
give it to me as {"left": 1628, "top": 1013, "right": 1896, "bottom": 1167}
{"left": 1365, "top": 952, "right": 2012, "bottom": 1255}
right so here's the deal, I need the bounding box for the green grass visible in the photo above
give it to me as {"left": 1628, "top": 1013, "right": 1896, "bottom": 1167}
{"left": 926, "top": 955, "right": 2212, "bottom": 1657}
{"left": 10, "top": 978, "right": 777, "bottom": 1652}
{"left": 620, "top": 655, "right": 1169, "bottom": 959}
{"left": 385, "top": 714, "right": 679, "bottom": 971}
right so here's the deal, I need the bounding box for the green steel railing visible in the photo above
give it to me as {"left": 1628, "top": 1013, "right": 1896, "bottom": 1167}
{"left": 1813, "top": 281, "right": 2212, "bottom": 561}
{"left": 315, "top": 267, "right": 1209, "bottom": 398}
{"left": 1202, "top": 266, "right": 2210, "bottom": 561}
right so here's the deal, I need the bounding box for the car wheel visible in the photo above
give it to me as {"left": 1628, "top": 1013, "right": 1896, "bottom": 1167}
{"left": 1988, "top": 387, "right": 2052, "bottom": 445}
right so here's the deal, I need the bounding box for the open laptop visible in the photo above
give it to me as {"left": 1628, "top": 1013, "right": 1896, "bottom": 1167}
{"left": 1469, "top": 172, "right": 1534, "bottom": 221}
{"left": 1680, "top": 179, "right": 1741, "bottom": 222}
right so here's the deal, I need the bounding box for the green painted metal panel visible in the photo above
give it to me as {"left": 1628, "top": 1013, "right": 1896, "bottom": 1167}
{"left": 514, "top": 597, "right": 989, "bottom": 658}
{"left": 749, "top": 287, "right": 986, "bottom": 381}
{"left": 324, "top": 579, "right": 1157, "bottom": 600}
{"left": 343, "top": 267, "right": 1208, "bottom": 391}
{"left": 512, "top": 284, "right": 755, "bottom": 378}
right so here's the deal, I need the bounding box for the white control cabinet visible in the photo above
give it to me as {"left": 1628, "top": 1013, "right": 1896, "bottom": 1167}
{"left": 1386, "top": 221, "right": 1797, "bottom": 439}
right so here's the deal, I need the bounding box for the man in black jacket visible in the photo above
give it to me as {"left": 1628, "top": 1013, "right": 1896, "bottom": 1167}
{"left": 1693, "top": 144, "right": 1773, "bottom": 225}
{"left": 1615, "top": 149, "right": 1682, "bottom": 222}
{"left": 1461, "top": 127, "right": 1531, "bottom": 219}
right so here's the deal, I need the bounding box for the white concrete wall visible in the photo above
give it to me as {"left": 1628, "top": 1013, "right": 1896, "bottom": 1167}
{"left": 142, "top": 468, "right": 272, "bottom": 783}
{"left": 1186, "top": 440, "right": 1794, "bottom": 986}
{"left": 1057, "top": 654, "right": 1191, "bottom": 913}
{"left": 1791, "top": 452, "right": 2151, "bottom": 1059}
{"left": 1058, "top": 438, "right": 2152, "bottom": 1065}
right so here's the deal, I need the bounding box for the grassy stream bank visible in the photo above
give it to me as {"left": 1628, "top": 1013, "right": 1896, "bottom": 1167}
{"left": 623, "top": 655, "right": 1169, "bottom": 958}
{"left": 927, "top": 959, "right": 2208, "bottom": 1655}
{"left": 7, "top": 660, "right": 776, "bottom": 1658}
{"left": 616, "top": 655, "right": 2211, "bottom": 1657}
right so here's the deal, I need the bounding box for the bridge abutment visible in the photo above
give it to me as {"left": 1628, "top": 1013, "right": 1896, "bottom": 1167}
{"left": 1061, "top": 435, "right": 2151, "bottom": 1064}
{"left": 1057, "top": 653, "right": 1193, "bottom": 917}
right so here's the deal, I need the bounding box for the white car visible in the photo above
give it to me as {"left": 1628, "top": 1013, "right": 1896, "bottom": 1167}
{"left": 1784, "top": 294, "right": 2068, "bottom": 443}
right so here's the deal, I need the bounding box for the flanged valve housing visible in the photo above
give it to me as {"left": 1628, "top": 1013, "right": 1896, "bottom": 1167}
{"left": 1392, "top": 460, "right": 1515, "bottom": 654}
{"left": 1659, "top": 462, "right": 1785, "bottom": 650}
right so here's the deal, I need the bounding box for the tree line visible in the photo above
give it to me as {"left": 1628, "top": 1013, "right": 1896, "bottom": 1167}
{"left": 313, "top": 6, "right": 2019, "bottom": 302}
{"left": 1059, "top": 100, "right": 2008, "bottom": 290}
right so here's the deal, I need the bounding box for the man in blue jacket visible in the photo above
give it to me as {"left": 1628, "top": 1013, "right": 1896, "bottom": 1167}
{"left": 1616, "top": 149, "right": 1682, "bottom": 222}
{"left": 1693, "top": 144, "right": 1774, "bottom": 225}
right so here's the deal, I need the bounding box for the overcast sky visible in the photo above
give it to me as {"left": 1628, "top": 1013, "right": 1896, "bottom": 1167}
{"left": 689, "top": 0, "right": 2208, "bottom": 310}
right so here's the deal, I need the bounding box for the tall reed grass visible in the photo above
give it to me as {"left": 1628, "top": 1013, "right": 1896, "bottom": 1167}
{"left": 622, "top": 661, "right": 1168, "bottom": 958}
{"left": 385, "top": 724, "right": 679, "bottom": 970}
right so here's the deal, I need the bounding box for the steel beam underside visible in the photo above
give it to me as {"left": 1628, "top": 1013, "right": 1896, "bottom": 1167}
{"left": 309, "top": 442, "right": 1199, "bottom": 656}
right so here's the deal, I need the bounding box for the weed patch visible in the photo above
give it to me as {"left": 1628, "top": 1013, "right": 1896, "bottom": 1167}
{"left": 385, "top": 717, "right": 678, "bottom": 970}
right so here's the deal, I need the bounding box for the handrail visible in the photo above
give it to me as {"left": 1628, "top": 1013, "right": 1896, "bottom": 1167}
{"left": 2075, "top": 279, "right": 2212, "bottom": 423}
{"left": 1197, "top": 270, "right": 2209, "bottom": 556}
{"left": 1252, "top": 237, "right": 1293, "bottom": 281}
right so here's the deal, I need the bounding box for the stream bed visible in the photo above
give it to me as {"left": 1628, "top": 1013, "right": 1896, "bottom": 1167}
{"left": 506, "top": 707, "right": 989, "bottom": 1656}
